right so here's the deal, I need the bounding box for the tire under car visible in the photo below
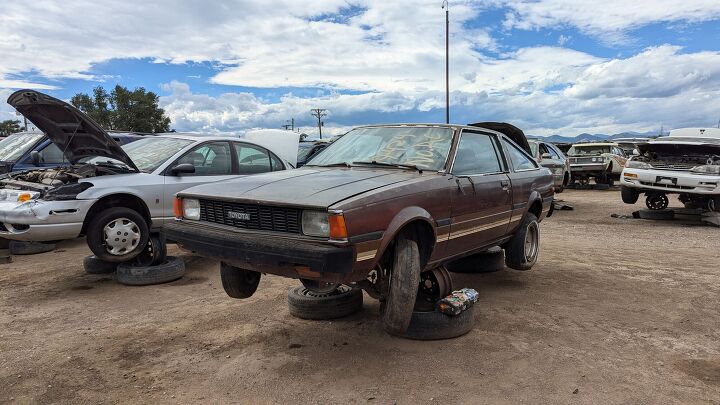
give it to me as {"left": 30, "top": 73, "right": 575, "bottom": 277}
{"left": 8, "top": 240, "right": 56, "bottom": 255}
{"left": 83, "top": 255, "right": 118, "bottom": 274}
{"left": 287, "top": 285, "right": 363, "bottom": 320}
{"left": 115, "top": 256, "right": 185, "bottom": 286}
{"left": 402, "top": 305, "right": 476, "bottom": 340}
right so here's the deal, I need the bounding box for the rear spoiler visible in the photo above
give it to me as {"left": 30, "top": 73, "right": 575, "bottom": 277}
{"left": 468, "top": 122, "right": 531, "bottom": 155}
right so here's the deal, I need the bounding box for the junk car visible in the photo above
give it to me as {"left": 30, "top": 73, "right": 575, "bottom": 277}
{"left": 620, "top": 128, "right": 720, "bottom": 211}
{"left": 0, "top": 90, "right": 298, "bottom": 262}
{"left": 165, "top": 122, "right": 554, "bottom": 336}
{"left": 567, "top": 142, "right": 627, "bottom": 186}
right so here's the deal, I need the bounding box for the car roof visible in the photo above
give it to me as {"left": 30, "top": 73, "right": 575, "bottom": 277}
{"left": 155, "top": 133, "right": 242, "bottom": 142}
{"left": 571, "top": 142, "right": 618, "bottom": 146}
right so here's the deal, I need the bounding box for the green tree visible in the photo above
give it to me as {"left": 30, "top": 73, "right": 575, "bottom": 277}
{"left": 70, "top": 85, "right": 171, "bottom": 133}
{"left": 0, "top": 119, "right": 23, "bottom": 136}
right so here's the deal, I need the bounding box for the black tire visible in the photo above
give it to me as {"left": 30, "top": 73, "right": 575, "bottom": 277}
{"left": 621, "top": 186, "right": 640, "bottom": 204}
{"left": 83, "top": 255, "right": 117, "bottom": 274}
{"left": 116, "top": 256, "right": 185, "bottom": 286}
{"left": 646, "top": 194, "right": 669, "bottom": 210}
{"left": 447, "top": 247, "right": 504, "bottom": 274}
{"left": 86, "top": 207, "right": 149, "bottom": 263}
{"left": 220, "top": 262, "right": 261, "bottom": 299}
{"left": 287, "top": 285, "right": 363, "bottom": 320}
{"left": 504, "top": 213, "right": 540, "bottom": 271}
{"left": 380, "top": 234, "right": 422, "bottom": 336}
{"left": 637, "top": 209, "right": 675, "bottom": 220}
{"left": 8, "top": 241, "right": 55, "bottom": 255}
{"left": 606, "top": 177, "right": 615, "bottom": 186}
{"left": 554, "top": 184, "right": 564, "bottom": 193}
{"left": 132, "top": 234, "right": 167, "bottom": 267}
{"left": 403, "top": 306, "right": 476, "bottom": 340}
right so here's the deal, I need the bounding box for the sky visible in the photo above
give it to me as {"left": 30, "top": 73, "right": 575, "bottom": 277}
{"left": 1, "top": 0, "right": 719, "bottom": 137}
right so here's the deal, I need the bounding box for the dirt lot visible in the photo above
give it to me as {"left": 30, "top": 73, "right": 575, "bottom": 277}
{"left": 1, "top": 189, "right": 718, "bottom": 404}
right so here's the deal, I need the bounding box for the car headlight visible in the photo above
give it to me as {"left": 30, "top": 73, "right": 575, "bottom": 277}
{"left": 302, "top": 210, "right": 329, "bottom": 237}
{"left": 691, "top": 165, "right": 720, "bottom": 175}
{"left": 625, "top": 159, "right": 651, "bottom": 169}
{"left": 183, "top": 198, "right": 201, "bottom": 220}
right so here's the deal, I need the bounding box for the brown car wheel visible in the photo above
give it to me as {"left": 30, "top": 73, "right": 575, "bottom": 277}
{"left": 380, "top": 234, "right": 422, "bottom": 336}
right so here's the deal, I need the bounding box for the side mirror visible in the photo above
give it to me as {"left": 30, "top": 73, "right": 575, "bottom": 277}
{"left": 541, "top": 153, "right": 552, "bottom": 160}
{"left": 170, "top": 163, "right": 195, "bottom": 175}
{"left": 632, "top": 149, "right": 640, "bottom": 156}
{"left": 30, "top": 151, "right": 41, "bottom": 166}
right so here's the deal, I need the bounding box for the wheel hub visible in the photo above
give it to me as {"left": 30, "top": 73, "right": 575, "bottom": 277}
{"left": 103, "top": 217, "right": 141, "bottom": 256}
{"left": 415, "top": 266, "right": 453, "bottom": 311}
{"left": 300, "top": 278, "right": 340, "bottom": 294}
{"left": 524, "top": 222, "right": 539, "bottom": 262}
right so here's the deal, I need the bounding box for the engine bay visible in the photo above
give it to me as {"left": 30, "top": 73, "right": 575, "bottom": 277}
{"left": 635, "top": 143, "right": 720, "bottom": 167}
{"left": 0, "top": 164, "right": 119, "bottom": 194}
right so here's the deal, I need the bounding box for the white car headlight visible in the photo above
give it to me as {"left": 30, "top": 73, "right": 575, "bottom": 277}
{"left": 691, "top": 165, "right": 720, "bottom": 175}
{"left": 302, "top": 210, "right": 329, "bottom": 237}
{"left": 625, "top": 159, "right": 651, "bottom": 169}
{"left": 183, "top": 198, "right": 201, "bottom": 220}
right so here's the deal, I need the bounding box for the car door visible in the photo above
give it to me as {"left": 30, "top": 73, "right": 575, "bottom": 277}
{"left": 162, "top": 141, "right": 236, "bottom": 220}
{"left": 502, "top": 138, "right": 542, "bottom": 228}
{"left": 446, "top": 130, "right": 512, "bottom": 257}
{"left": 234, "top": 141, "right": 284, "bottom": 175}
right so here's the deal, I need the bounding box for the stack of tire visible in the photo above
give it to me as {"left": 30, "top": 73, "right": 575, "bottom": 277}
{"left": 83, "top": 235, "right": 185, "bottom": 286}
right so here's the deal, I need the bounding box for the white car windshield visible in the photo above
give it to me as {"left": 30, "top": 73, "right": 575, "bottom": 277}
{"left": 84, "top": 137, "right": 193, "bottom": 173}
{"left": 0, "top": 132, "right": 44, "bottom": 162}
{"left": 568, "top": 145, "right": 611, "bottom": 156}
{"left": 307, "top": 126, "right": 454, "bottom": 171}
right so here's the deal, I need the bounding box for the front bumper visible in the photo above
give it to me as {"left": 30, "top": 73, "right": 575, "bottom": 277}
{"left": 0, "top": 198, "right": 94, "bottom": 241}
{"left": 164, "top": 220, "right": 355, "bottom": 279}
{"left": 621, "top": 168, "right": 720, "bottom": 195}
{"left": 569, "top": 163, "right": 607, "bottom": 174}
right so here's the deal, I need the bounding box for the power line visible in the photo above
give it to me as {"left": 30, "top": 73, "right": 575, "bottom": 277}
{"left": 310, "top": 109, "right": 327, "bottom": 139}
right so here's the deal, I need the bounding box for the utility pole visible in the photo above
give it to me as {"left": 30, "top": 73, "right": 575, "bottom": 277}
{"left": 442, "top": 0, "right": 449, "bottom": 124}
{"left": 310, "top": 109, "right": 327, "bottom": 139}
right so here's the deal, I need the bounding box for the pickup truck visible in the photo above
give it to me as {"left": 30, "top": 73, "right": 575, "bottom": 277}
{"left": 165, "top": 122, "right": 554, "bottom": 336}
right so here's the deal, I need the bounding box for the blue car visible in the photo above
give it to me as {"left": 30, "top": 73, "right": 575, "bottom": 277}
{"left": 0, "top": 131, "right": 143, "bottom": 174}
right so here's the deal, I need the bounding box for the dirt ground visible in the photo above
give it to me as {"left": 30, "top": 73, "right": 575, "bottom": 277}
{"left": 1, "top": 189, "right": 718, "bottom": 404}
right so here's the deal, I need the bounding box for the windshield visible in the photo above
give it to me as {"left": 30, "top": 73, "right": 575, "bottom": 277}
{"left": 567, "top": 145, "right": 611, "bottom": 156}
{"left": 297, "top": 143, "right": 315, "bottom": 161}
{"left": 0, "top": 132, "right": 44, "bottom": 162}
{"left": 84, "top": 137, "right": 194, "bottom": 173}
{"left": 308, "top": 126, "right": 454, "bottom": 171}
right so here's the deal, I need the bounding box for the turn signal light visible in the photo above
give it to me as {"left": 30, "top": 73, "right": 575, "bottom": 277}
{"left": 624, "top": 173, "right": 638, "bottom": 179}
{"left": 173, "top": 197, "right": 183, "bottom": 218}
{"left": 329, "top": 214, "right": 348, "bottom": 240}
{"left": 17, "top": 193, "right": 32, "bottom": 202}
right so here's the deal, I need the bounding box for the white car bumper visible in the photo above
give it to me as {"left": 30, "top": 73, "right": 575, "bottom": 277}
{"left": 621, "top": 168, "right": 720, "bottom": 195}
{"left": 0, "top": 197, "right": 96, "bottom": 242}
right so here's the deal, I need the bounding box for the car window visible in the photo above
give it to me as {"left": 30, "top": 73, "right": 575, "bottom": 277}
{"left": 234, "top": 142, "right": 272, "bottom": 174}
{"left": 270, "top": 153, "right": 284, "bottom": 171}
{"left": 120, "top": 137, "right": 194, "bottom": 173}
{"left": 179, "top": 142, "right": 232, "bottom": 175}
{"left": 503, "top": 139, "right": 538, "bottom": 171}
{"left": 452, "top": 132, "right": 502, "bottom": 175}
{"left": 0, "top": 132, "right": 44, "bottom": 162}
{"left": 36, "top": 142, "right": 66, "bottom": 164}
{"left": 546, "top": 144, "right": 561, "bottom": 160}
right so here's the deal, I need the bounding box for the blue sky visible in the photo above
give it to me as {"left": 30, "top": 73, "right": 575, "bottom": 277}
{"left": 1, "top": 0, "right": 719, "bottom": 137}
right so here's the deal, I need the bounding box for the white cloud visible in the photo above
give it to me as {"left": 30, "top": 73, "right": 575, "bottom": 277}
{"left": 500, "top": 0, "right": 720, "bottom": 39}
{"left": 1, "top": 0, "right": 720, "bottom": 137}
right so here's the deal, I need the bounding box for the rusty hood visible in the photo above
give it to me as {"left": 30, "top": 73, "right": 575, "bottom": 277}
{"left": 178, "top": 167, "right": 423, "bottom": 208}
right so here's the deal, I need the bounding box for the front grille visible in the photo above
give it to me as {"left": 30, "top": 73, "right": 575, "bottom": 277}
{"left": 649, "top": 163, "right": 695, "bottom": 171}
{"left": 199, "top": 199, "right": 302, "bottom": 234}
{"left": 639, "top": 181, "right": 694, "bottom": 190}
{"left": 571, "top": 157, "right": 596, "bottom": 164}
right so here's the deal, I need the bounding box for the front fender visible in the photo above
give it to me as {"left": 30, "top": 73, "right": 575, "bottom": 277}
{"left": 368, "top": 206, "right": 436, "bottom": 269}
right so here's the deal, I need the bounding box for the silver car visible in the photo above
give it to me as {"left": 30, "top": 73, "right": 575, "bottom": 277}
{"left": 528, "top": 140, "right": 571, "bottom": 192}
{"left": 0, "top": 90, "right": 298, "bottom": 262}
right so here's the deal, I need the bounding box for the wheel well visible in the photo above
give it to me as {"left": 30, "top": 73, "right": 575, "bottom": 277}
{"left": 387, "top": 220, "right": 436, "bottom": 269}
{"left": 81, "top": 194, "right": 151, "bottom": 235}
{"left": 529, "top": 199, "right": 542, "bottom": 219}
{"left": 563, "top": 172, "right": 570, "bottom": 185}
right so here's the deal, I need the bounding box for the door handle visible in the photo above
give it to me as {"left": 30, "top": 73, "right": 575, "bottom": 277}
{"left": 500, "top": 180, "right": 510, "bottom": 191}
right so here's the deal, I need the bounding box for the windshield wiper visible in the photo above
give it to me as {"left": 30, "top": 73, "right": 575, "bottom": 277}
{"left": 352, "top": 161, "right": 424, "bottom": 172}
{"left": 306, "top": 162, "right": 353, "bottom": 168}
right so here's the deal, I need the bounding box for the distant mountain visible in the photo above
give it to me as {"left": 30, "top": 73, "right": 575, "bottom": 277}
{"left": 531, "top": 130, "right": 662, "bottom": 144}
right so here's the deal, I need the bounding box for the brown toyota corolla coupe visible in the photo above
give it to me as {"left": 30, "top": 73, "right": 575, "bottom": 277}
{"left": 165, "top": 123, "right": 554, "bottom": 335}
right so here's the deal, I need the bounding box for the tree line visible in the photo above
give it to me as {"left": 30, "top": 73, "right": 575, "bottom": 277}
{"left": 1, "top": 85, "right": 171, "bottom": 137}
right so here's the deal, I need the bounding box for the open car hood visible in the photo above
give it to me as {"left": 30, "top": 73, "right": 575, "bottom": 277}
{"left": 7, "top": 90, "right": 139, "bottom": 171}
{"left": 468, "top": 122, "right": 531, "bottom": 154}
{"left": 242, "top": 129, "right": 300, "bottom": 167}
